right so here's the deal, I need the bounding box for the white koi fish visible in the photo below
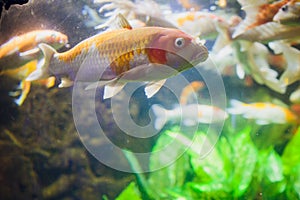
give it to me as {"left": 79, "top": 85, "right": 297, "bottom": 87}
{"left": 269, "top": 41, "right": 300, "bottom": 86}
{"left": 227, "top": 99, "right": 298, "bottom": 125}
{"left": 151, "top": 104, "right": 228, "bottom": 130}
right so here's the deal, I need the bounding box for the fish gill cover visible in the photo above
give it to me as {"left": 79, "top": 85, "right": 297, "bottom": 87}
{"left": 0, "top": 0, "right": 300, "bottom": 200}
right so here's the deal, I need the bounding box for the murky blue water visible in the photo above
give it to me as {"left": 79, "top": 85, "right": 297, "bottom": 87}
{"left": 0, "top": 0, "right": 300, "bottom": 199}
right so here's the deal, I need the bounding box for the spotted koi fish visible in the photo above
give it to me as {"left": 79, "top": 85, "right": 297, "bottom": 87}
{"left": 27, "top": 14, "right": 208, "bottom": 99}
{"left": 0, "top": 29, "right": 68, "bottom": 71}
{"left": 227, "top": 99, "right": 299, "bottom": 125}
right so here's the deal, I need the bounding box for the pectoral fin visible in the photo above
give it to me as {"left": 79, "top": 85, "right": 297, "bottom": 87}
{"left": 58, "top": 77, "right": 74, "bottom": 88}
{"left": 144, "top": 79, "right": 166, "bottom": 98}
{"left": 85, "top": 78, "right": 126, "bottom": 99}
{"left": 103, "top": 82, "right": 126, "bottom": 99}
{"left": 85, "top": 78, "right": 118, "bottom": 90}
{"left": 19, "top": 48, "right": 40, "bottom": 58}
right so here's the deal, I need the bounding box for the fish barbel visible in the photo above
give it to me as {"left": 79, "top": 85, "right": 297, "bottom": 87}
{"left": 27, "top": 15, "right": 208, "bottom": 99}
{"left": 0, "top": 30, "right": 68, "bottom": 71}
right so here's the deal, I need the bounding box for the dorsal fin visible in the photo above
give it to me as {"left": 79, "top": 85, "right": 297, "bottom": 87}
{"left": 96, "top": 13, "right": 133, "bottom": 30}
{"left": 115, "top": 13, "right": 132, "bottom": 29}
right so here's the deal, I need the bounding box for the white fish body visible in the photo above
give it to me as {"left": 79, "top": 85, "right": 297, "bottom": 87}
{"left": 151, "top": 104, "right": 228, "bottom": 130}
{"left": 269, "top": 41, "right": 300, "bottom": 86}
{"left": 227, "top": 99, "right": 297, "bottom": 125}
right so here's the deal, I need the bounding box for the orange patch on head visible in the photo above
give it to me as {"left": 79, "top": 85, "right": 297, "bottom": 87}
{"left": 146, "top": 48, "right": 167, "bottom": 64}
{"left": 246, "top": 0, "right": 290, "bottom": 30}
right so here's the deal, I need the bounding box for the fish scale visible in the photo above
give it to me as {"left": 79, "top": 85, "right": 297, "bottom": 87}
{"left": 58, "top": 27, "right": 163, "bottom": 76}
{"left": 26, "top": 24, "right": 208, "bottom": 99}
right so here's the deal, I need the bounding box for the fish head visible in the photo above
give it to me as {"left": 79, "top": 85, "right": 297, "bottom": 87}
{"left": 147, "top": 28, "right": 208, "bottom": 72}
{"left": 273, "top": 2, "right": 300, "bottom": 25}
{"left": 35, "top": 30, "right": 69, "bottom": 49}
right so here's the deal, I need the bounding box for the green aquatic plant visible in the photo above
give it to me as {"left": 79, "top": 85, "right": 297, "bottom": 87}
{"left": 116, "top": 126, "right": 300, "bottom": 199}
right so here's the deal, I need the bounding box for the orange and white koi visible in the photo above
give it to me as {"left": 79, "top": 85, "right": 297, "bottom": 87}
{"left": 231, "top": 0, "right": 300, "bottom": 42}
{"left": 27, "top": 15, "right": 208, "bottom": 99}
{"left": 179, "top": 81, "right": 204, "bottom": 105}
{"left": 233, "top": 0, "right": 290, "bottom": 38}
{"left": 0, "top": 30, "right": 68, "bottom": 71}
{"left": 174, "top": 11, "right": 231, "bottom": 38}
{"left": 151, "top": 104, "right": 228, "bottom": 130}
{"left": 273, "top": 0, "right": 300, "bottom": 25}
{"left": 227, "top": 99, "right": 298, "bottom": 125}
{"left": 1, "top": 60, "right": 55, "bottom": 105}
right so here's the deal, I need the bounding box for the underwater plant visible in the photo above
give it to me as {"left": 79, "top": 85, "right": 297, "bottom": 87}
{"left": 116, "top": 125, "right": 300, "bottom": 199}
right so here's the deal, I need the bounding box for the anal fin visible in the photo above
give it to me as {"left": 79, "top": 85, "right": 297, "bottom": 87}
{"left": 144, "top": 79, "right": 166, "bottom": 98}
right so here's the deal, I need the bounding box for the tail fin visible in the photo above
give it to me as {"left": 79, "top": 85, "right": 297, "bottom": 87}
{"left": 151, "top": 104, "right": 168, "bottom": 130}
{"left": 26, "top": 43, "right": 56, "bottom": 81}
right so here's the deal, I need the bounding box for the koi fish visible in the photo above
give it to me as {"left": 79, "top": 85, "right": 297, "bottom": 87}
{"left": 273, "top": 0, "right": 300, "bottom": 25}
{"left": 233, "top": 0, "right": 290, "bottom": 38}
{"left": 151, "top": 104, "right": 228, "bottom": 130}
{"left": 0, "top": 30, "right": 68, "bottom": 71}
{"left": 232, "top": 41, "right": 286, "bottom": 93}
{"left": 232, "top": 0, "right": 300, "bottom": 42}
{"left": 179, "top": 81, "right": 204, "bottom": 105}
{"left": 269, "top": 41, "right": 300, "bottom": 86}
{"left": 227, "top": 99, "right": 298, "bottom": 125}
{"left": 1, "top": 60, "right": 55, "bottom": 105}
{"left": 27, "top": 14, "right": 208, "bottom": 99}
{"left": 94, "top": 0, "right": 177, "bottom": 29}
{"left": 174, "top": 11, "right": 231, "bottom": 39}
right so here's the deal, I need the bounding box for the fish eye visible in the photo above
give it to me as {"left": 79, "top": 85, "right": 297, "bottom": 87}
{"left": 281, "top": 5, "right": 288, "bottom": 12}
{"left": 174, "top": 37, "right": 185, "bottom": 48}
{"left": 51, "top": 33, "right": 57, "bottom": 39}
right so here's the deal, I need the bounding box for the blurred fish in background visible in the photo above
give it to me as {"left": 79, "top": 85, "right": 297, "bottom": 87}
{"left": 0, "top": 29, "right": 68, "bottom": 105}
{"left": 151, "top": 103, "right": 228, "bottom": 130}
{"left": 151, "top": 82, "right": 228, "bottom": 130}
{"left": 227, "top": 99, "right": 299, "bottom": 125}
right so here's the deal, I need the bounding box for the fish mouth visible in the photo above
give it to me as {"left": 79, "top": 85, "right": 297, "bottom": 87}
{"left": 191, "top": 45, "right": 209, "bottom": 64}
